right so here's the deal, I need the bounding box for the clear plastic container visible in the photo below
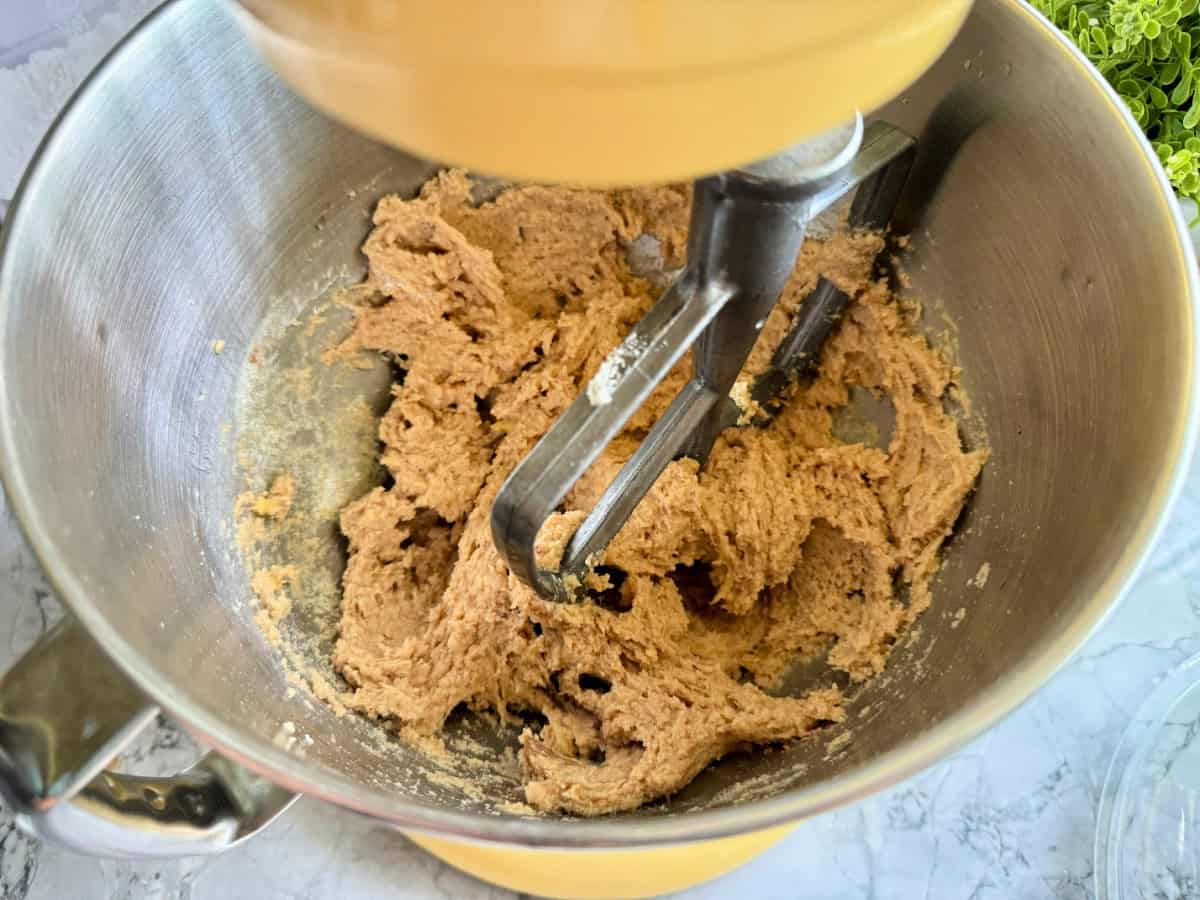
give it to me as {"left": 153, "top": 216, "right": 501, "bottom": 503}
{"left": 1095, "top": 651, "right": 1200, "bottom": 899}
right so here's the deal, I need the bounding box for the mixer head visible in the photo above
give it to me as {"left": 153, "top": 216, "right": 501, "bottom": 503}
{"left": 491, "top": 117, "right": 919, "bottom": 602}
{"left": 231, "top": 0, "right": 970, "bottom": 185}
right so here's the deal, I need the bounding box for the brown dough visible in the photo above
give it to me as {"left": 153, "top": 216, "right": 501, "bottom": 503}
{"left": 331, "top": 171, "right": 986, "bottom": 815}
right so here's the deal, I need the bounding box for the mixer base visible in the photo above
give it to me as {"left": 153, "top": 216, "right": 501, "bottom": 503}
{"left": 406, "top": 825, "right": 796, "bottom": 899}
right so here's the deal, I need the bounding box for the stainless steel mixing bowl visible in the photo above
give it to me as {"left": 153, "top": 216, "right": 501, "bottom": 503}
{"left": 0, "top": 0, "right": 1195, "bottom": 860}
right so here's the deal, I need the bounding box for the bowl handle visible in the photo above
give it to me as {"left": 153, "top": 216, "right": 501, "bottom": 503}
{"left": 0, "top": 616, "right": 296, "bottom": 857}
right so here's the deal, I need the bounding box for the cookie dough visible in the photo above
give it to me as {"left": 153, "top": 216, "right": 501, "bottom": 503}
{"left": 331, "top": 171, "right": 986, "bottom": 815}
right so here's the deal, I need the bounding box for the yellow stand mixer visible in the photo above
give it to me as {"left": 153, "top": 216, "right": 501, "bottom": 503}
{"left": 227, "top": 2, "right": 972, "bottom": 896}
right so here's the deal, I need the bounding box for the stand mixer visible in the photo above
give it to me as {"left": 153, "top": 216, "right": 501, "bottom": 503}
{"left": 1, "top": 3, "right": 1190, "bottom": 900}
{"left": 231, "top": 0, "right": 974, "bottom": 605}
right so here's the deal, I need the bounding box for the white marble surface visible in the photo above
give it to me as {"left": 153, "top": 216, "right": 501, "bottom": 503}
{"left": 4, "top": 4, "right": 1200, "bottom": 898}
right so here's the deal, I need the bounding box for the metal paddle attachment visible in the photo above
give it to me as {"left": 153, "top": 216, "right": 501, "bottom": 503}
{"left": 491, "top": 116, "right": 917, "bottom": 602}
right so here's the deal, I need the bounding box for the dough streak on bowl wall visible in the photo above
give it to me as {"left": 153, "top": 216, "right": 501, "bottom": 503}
{"left": 233, "top": 170, "right": 988, "bottom": 816}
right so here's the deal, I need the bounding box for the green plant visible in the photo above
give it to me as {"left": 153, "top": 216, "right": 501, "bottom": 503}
{"left": 1032, "top": 0, "right": 1200, "bottom": 204}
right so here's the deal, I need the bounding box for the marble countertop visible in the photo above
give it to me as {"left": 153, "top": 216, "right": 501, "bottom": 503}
{"left": 4, "top": 4, "right": 1200, "bottom": 898}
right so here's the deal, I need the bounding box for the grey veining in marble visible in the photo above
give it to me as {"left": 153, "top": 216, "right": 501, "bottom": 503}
{"left": 5, "top": 4, "right": 1200, "bottom": 898}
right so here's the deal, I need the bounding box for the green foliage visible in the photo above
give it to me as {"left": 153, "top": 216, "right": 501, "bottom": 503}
{"left": 1032, "top": 0, "right": 1200, "bottom": 202}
